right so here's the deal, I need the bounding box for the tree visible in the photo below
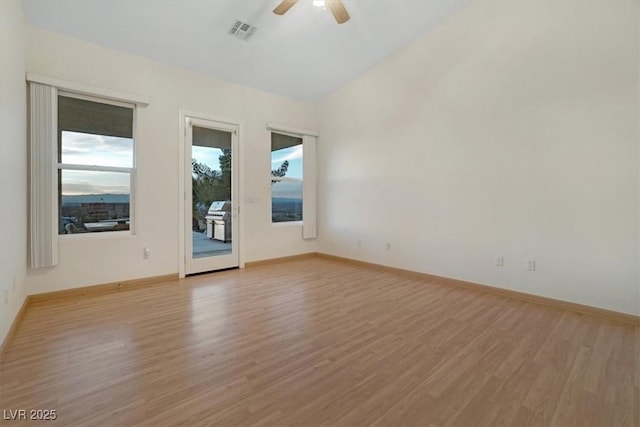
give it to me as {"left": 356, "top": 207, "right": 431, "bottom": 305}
{"left": 271, "top": 160, "right": 289, "bottom": 185}
{"left": 191, "top": 159, "right": 219, "bottom": 229}
{"left": 191, "top": 152, "right": 289, "bottom": 230}
{"left": 212, "top": 149, "right": 231, "bottom": 201}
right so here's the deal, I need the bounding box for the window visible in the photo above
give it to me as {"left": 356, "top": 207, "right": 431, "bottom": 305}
{"left": 57, "top": 94, "right": 135, "bottom": 234}
{"left": 271, "top": 132, "right": 303, "bottom": 223}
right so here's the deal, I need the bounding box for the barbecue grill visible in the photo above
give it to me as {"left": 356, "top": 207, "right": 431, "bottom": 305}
{"left": 205, "top": 201, "right": 232, "bottom": 242}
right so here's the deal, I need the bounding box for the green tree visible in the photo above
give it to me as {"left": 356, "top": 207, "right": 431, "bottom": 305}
{"left": 191, "top": 151, "right": 289, "bottom": 229}
{"left": 212, "top": 149, "right": 232, "bottom": 201}
{"left": 271, "top": 160, "right": 289, "bottom": 184}
{"left": 191, "top": 159, "right": 219, "bottom": 229}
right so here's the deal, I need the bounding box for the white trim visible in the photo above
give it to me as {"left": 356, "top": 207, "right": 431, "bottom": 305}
{"left": 271, "top": 176, "right": 303, "bottom": 183}
{"left": 27, "top": 73, "right": 149, "bottom": 107}
{"left": 179, "top": 109, "right": 247, "bottom": 274}
{"left": 59, "top": 230, "right": 134, "bottom": 241}
{"left": 178, "top": 114, "right": 186, "bottom": 278}
{"left": 269, "top": 129, "right": 309, "bottom": 227}
{"left": 58, "top": 90, "right": 135, "bottom": 109}
{"left": 182, "top": 110, "right": 242, "bottom": 128}
{"left": 272, "top": 221, "right": 303, "bottom": 228}
{"left": 58, "top": 164, "right": 134, "bottom": 173}
{"left": 179, "top": 110, "right": 245, "bottom": 278}
{"left": 57, "top": 92, "right": 137, "bottom": 238}
{"left": 266, "top": 123, "right": 318, "bottom": 137}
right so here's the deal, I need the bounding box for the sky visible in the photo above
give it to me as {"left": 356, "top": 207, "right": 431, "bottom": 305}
{"left": 193, "top": 144, "right": 303, "bottom": 199}
{"left": 192, "top": 146, "right": 223, "bottom": 172}
{"left": 192, "top": 144, "right": 302, "bottom": 179}
{"left": 60, "top": 131, "right": 132, "bottom": 195}
{"left": 271, "top": 180, "right": 303, "bottom": 200}
{"left": 61, "top": 131, "right": 133, "bottom": 167}
{"left": 271, "top": 145, "right": 302, "bottom": 179}
{"left": 60, "top": 131, "right": 303, "bottom": 198}
{"left": 270, "top": 145, "right": 303, "bottom": 199}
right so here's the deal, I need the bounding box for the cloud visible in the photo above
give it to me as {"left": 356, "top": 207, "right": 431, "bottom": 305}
{"left": 192, "top": 146, "right": 223, "bottom": 171}
{"left": 272, "top": 180, "right": 302, "bottom": 200}
{"left": 61, "top": 169, "right": 130, "bottom": 195}
{"left": 61, "top": 131, "right": 133, "bottom": 167}
{"left": 271, "top": 145, "right": 302, "bottom": 165}
{"left": 61, "top": 182, "right": 130, "bottom": 195}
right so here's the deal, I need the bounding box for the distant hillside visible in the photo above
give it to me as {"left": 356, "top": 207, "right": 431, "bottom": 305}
{"left": 272, "top": 197, "right": 302, "bottom": 222}
{"left": 62, "top": 194, "right": 129, "bottom": 206}
{"left": 62, "top": 194, "right": 296, "bottom": 206}
{"left": 272, "top": 197, "right": 302, "bottom": 205}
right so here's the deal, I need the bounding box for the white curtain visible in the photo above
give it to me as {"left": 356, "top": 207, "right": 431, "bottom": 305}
{"left": 302, "top": 135, "right": 317, "bottom": 240}
{"left": 28, "top": 82, "right": 58, "bottom": 268}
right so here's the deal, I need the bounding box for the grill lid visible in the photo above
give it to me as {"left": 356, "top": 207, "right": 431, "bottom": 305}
{"left": 207, "top": 200, "right": 232, "bottom": 215}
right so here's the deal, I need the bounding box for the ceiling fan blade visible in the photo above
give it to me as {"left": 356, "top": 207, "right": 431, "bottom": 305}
{"left": 273, "top": 0, "right": 298, "bottom": 15}
{"left": 326, "top": 0, "right": 350, "bottom": 24}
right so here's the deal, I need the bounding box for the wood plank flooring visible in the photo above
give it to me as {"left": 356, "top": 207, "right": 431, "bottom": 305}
{"left": 0, "top": 257, "right": 637, "bottom": 426}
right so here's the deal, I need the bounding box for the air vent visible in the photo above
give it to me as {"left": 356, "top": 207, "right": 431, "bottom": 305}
{"left": 228, "top": 20, "right": 257, "bottom": 41}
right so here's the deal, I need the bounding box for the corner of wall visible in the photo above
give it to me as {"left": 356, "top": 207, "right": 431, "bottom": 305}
{"left": 314, "top": 0, "right": 640, "bottom": 316}
{"left": 0, "top": 0, "right": 29, "bottom": 344}
{"left": 636, "top": 0, "right": 640, "bottom": 310}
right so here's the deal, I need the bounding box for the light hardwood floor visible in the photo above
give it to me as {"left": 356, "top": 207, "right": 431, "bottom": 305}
{"left": 1, "top": 257, "right": 638, "bottom": 426}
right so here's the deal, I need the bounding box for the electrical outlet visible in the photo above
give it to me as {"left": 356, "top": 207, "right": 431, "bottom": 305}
{"left": 143, "top": 246, "right": 150, "bottom": 259}
{"left": 527, "top": 259, "right": 536, "bottom": 271}
{"left": 385, "top": 243, "right": 391, "bottom": 251}
{"left": 496, "top": 256, "right": 504, "bottom": 267}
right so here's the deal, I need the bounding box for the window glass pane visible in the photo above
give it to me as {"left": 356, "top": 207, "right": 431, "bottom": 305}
{"left": 191, "top": 127, "right": 233, "bottom": 258}
{"left": 271, "top": 145, "right": 303, "bottom": 180}
{"left": 271, "top": 133, "right": 303, "bottom": 223}
{"left": 271, "top": 132, "right": 302, "bottom": 150}
{"left": 272, "top": 180, "right": 303, "bottom": 223}
{"left": 58, "top": 95, "right": 134, "bottom": 166}
{"left": 59, "top": 170, "right": 130, "bottom": 234}
{"left": 60, "top": 131, "right": 133, "bottom": 168}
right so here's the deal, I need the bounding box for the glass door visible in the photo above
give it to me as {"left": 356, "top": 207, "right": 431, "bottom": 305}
{"left": 185, "top": 117, "right": 239, "bottom": 274}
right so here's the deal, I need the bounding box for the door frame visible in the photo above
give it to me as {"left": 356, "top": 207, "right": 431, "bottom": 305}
{"left": 178, "top": 110, "right": 245, "bottom": 278}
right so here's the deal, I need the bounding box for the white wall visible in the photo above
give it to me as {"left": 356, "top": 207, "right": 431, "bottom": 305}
{"left": 0, "top": 0, "right": 28, "bottom": 343}
{"left": 26, "top": 27, "right": 317, "bottom": 295}
{"left": 637, "top": 2, "right": 640, "bottom": 316}
{"left": 317, "top": 0, "right": 640, "bottom": 315}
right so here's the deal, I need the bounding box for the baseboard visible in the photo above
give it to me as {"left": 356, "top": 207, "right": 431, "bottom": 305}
{"left": 6, "top": 253, "right": 636, "bottom": 358}
{"left": 0, "top": 296, "right": 29, "bottom": 356}
{"left": 245, "top": 253, "right": 317, "bottom": 268}
{"left": 29, "top": 273, "right": 179, "bottom": 303}
{"left": 316, "top": 253, "right": 640, "bottom": 326}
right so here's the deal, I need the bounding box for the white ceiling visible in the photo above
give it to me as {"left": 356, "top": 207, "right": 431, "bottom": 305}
{"left": 22, "top": 0, "right": 469, "bottom": 101}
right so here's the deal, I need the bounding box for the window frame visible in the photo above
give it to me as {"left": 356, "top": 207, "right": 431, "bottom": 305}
{"left": 270, "top": 131, "right": 304, "bottom": 225}
{"left": 57, "top": 91, "right": 137, "bottom": 237}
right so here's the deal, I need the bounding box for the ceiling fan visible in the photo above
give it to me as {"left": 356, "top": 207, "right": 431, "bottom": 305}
{"left": 273, "top": 0, "right": 350, "bottom": 24}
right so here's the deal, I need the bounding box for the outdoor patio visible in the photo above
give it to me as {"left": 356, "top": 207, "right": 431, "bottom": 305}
{"left": 192, "top": 231, "right": 231, "bottom": 258}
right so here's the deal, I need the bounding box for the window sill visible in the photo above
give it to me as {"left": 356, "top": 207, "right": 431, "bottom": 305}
{"left": 271, "top": 221, "right": 303, "bottom": 228}
{"left": 59, "top": 231, "right": 136, "bottom": 241}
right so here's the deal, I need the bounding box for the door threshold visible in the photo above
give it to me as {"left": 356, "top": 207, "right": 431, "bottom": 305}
{"left": 186, "top": 266, "right": 239, "bottom": 277}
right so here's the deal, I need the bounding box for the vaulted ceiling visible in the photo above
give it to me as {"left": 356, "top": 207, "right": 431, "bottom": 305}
{"left": 22, "top": 0, "right": 468, "bottom": 101}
